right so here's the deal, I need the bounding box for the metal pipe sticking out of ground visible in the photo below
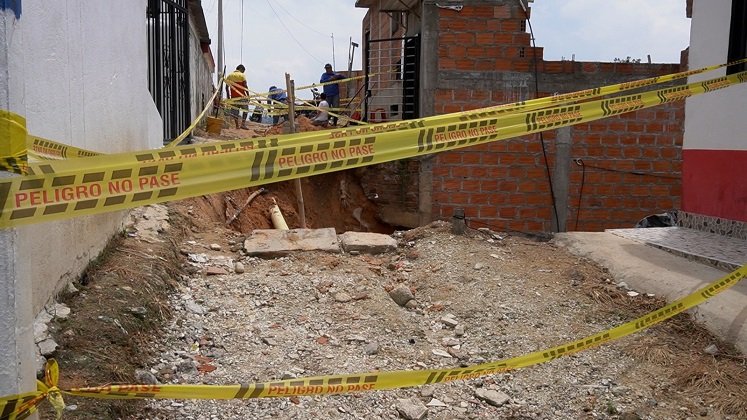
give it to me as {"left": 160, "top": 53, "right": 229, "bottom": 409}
{"left": 226, "top": 188, "right": 267, "bottom": 226}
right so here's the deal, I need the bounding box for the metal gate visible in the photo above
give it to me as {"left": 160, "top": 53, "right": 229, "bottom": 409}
{"left": 364, "top": 35, "right": 420, "bottom": 123}
{"left": 147, "top": 0, "right": 191, "bottom": 144}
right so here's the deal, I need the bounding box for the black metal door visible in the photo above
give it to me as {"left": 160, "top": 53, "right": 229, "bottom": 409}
{"left": 364, "top": 35, "right": 420, "bottom": 122}
{"left": 147, "top": 0, "right": 191, "bottom": 144}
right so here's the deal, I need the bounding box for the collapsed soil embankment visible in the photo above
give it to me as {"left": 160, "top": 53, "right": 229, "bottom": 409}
{"left": 36, "top": 121, "right": 747, "bottom": 419}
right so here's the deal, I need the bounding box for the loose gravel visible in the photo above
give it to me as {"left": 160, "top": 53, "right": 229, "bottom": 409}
{"left": 132, "top": 221, "right": 742, "bottom": 420}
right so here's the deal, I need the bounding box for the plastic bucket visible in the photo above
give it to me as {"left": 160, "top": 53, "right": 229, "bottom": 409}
{"left": 206, "top": 116, "right": 223, "bottom": 134}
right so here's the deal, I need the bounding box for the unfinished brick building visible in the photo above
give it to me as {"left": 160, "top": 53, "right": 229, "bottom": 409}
{"left": 353, "top": 0, "right": 686, "bottom": 233}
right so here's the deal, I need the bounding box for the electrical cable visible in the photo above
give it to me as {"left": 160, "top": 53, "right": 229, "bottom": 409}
{"left": 240, "top": 0, "right": 244, "bottom": 63}
{"left": 273, "top": 0, "right": 330, "bottom": 38}
{"left": 574, "top": 159, "right": 587, "bottom": 231}
{"left": 575, "top": 159, "right": 680, "bottom": 180}
{"left": 518, "top": 0, "right": 561, "bottom": 232}
{"left": 572, "top": 158, "right": 679, "bottom": 231}
{"left": 265, "top": 0, "right": 325, "bottom": 65}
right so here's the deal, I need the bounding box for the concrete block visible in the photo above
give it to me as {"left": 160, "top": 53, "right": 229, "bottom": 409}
{"left": 244, "top": 228, "right": 340, "bottom": 257}
{"left": 339, "top": 232, "right": 397, "bottom": 254}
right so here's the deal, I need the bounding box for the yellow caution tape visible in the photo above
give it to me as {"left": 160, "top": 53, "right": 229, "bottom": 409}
{"left": 1, "top": 264, "right": 743, "bottom": 415}
{"left": 0, "top": 110, "right": 28, "bottom": 174}
{"left": 28, "top": 135, "right": 102, "bottom": 160}
{"left": 0, "top": 70, "right": 744, "bottom": 229}
{"left": 178, "top": 58, "right": 747, "bottom": 152}
{"left": 296, "top": 73, "right": 370, "bottom": 92}
{"left": 0, "top": 358, "right": 64, "bottom": 420}
{"left": 8, "top": 59, "right": 743, "bottom": 166}
{"left": 165, "top": 79, "right": 224, "bottom": 147}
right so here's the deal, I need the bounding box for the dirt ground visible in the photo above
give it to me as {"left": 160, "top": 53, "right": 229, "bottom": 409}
{"left": 38, "top": 124, "right": 747, "bottom": 419}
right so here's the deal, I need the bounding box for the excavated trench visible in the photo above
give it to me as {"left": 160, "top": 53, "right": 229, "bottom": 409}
{"left": 185, "top": 170, "right": 395, "bottom": 234}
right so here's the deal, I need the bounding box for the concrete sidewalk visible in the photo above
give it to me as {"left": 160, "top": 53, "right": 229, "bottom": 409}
{"left": 553, "top": 231, "right": 747, "bottom": 354}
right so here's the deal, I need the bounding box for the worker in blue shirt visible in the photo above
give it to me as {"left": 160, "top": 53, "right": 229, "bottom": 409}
{"left": 320, "top": 63, "right": 345, "bottom": 126}
{"left": 268, "top": 86, "right": 288, "bottom": 125}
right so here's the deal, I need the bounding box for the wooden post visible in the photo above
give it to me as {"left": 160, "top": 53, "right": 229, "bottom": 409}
{"left": 285, "top": 73, "right": 307, "bottom": 228}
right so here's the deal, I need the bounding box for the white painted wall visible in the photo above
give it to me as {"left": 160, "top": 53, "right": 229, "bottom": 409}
{"left": 11, "top": 0, "right": 163, "bottom": 314}
{"left": 1, "top": 6, "right": 37, "bottom": 397}
{"left": 685, "top": 0, "right": 747, "bottom": 151}
{"left": 189, "top": 19, "right": 215, "bottom": 120}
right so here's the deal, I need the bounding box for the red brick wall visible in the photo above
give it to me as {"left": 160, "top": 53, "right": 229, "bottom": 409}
{"left": 356, "top": 160, "right": 420, "bottom": 215}
{"left": 429, "top": 2, "right": 684, "bottom": 233}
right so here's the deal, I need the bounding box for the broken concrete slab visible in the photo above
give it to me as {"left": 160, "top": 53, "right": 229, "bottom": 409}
{"left": 244, "top": 228, "right": 341, "bottom": 257}
{"left": 396, "top": 398, "right": 428, "bottom": 420}
{"left": 338, "top": 232, "right": 397, "bottom": 254}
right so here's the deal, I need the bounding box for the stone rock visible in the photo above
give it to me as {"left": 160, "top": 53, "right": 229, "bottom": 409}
{"left": 474, "top": 389, "right": 510, "bottom": 407}
{"left": 420, "top": 386, "right": 434, "bottom": 398}
{"left": 188, "top": 253, "right": 209, "bottom": 263}
{"left": 474, "top": 262, "right": 485, "bottom": 270}
{"left": 334, "top": 292, "right": 352, "bottom": 303}
{"left": 426, "top": 398, "right": 448, "bottom": 407}
{"left": 432, "top": 349, "right": 453, "bottom": 358}
{"left": 611, "top": 386, "right": 629, "bottom": 397}
{"left": 129, "top": 307, "right": 148, "bottom": 319}
{"left": 234, "top": 262, "right": 246, "bottom": 274}
{"left": 440, "top": 316, "right": 459, "bottom": 328}
{"left": 244, "top": 228, "right": 341, "bottom": 257}
{"left": 177, "top": 360, "right": 196, "bottom": 373}
{"left": 396, "top": 398, "right": 428, "bottom": 420}
{"left": 364, "top": 342, "right": 380, "bottom": 355}
{"left": 206, "top": 266, "right": 229, "bottom": 276}
{"left": 447, "top": 347, "right": 465, "bottom": 359}
{"left": 619, "top": 413, "right": 642, "bottom": 420}
{"left": 404, "top": 300, "right": 418, "bottom": 310}
{"left": 186, "top": 301, "right": 206, "bottom": 315}
{"left": 442, "top": 337, "right": 460, "bottom": 347}
{"left": 35, "top": 308, "right": 53, "bottom": 325}
{"left": 51, "top": 303, "right": 71, "bottom": 319}
{"left": 209, "top": 243, "right": 222, "bottom": 251}
{"left": 34, "top": 321, "right": 50, "bottom": 344}
{"left": 66, "top": 282, "right": 80, "bottom": 295}
{"left": 389, "top": 285, "right": 415, "bottom": 306}
{"left": 135, "top": 369, "right": 159, "bottom": 385}
{"left": 339, "top": 232, "right": 397, "bottom": 254}
{"left": 38, "top": 338, "right": 58, "bottom": 356}
{"left": 703, "top": 344, "right": 719, "bottom": 355}
{"left": 454, "top": 325, "right": 465, "bottom": 337}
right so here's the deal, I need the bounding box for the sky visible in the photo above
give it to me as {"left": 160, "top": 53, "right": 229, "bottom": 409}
{"left": 202, "top": 1, "right": 691, "bottom": 100}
